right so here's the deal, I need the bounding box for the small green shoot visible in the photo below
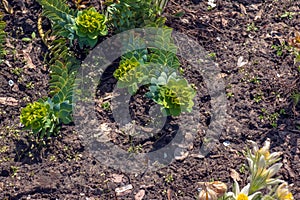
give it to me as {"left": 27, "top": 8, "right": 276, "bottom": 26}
{"left": 280, "top": 11, "right": 295, "bottom": 19}
{"left": 246, "top": 22, "right": 258, "bottom": 32}
{"left": 101, "top": 102, "right": 111, "bottom": 111}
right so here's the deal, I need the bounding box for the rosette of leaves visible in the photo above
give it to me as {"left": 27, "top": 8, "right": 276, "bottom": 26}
{"left": 20, "top": 99, "right": 58, "bottom": 138}
{"left": 36, "top": 0, "right": 107, "bottom": 48}
{"left": 147, "top": 73, "right": 196, "bottom": 116}
{"left": 114, "top": 57, "right": 147, "bottom": 94}
{"left": 20, "top": 98, "right": 73, "bottom": 139}
{"left": 106, "top": 0, "right": 166, "bottom": 32}
{"left": 75, "top": 7, "right": 107, "bottom": 48}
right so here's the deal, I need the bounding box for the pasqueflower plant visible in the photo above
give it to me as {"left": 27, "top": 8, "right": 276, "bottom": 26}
{"left": 197, "top": 139, "right": 294, "bottom": 200}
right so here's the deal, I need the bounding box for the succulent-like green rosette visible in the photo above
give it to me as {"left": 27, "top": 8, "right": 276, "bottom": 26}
{"left": 114, "top": 58, "right": 147, "bottom": 94}
{"left": 20, "top": 99, "right": 61, "bottom": 138}
{"left": 75, "top": 7, "right": 107, "bottom": 47}
{"left": 20, "top": 101, "right": 49, "bottom": 131}
{"left": 148, "top": 77, "right": 196, "bottom": 116}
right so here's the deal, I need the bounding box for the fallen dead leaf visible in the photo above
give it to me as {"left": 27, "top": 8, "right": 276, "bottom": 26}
{"left": 221, "top": 17, "right": 228, "bottom": 27}
{"left": 115, "top": 184, "right": 133, "bottom": 196}
{"left": 135, "top": 189, "right": 145, "bottom": 200}
{"left": 0, "top": 97, "right": 19, "bottom": 106}
{"left": 167, "top": 188, "right": 172, "bottom": 200}
{"left": 237, "top": 56, "right": 248, "bottom": 67}
{"left": 2, "top": 0, "right": 13, "bottom": 14}
{"left": 239, "top": 4, "right": 247, "bottom": 15}
{"left": 174, "top": 148, "right": 189, "bottom": 161}
{"left": 254, "top": 9, "right": 263, "bottom": 21}
{"left": 230, "top": 169, "right": 241, "bottom": 181}
{"left": 22, "top": 45, "right": 36, "bottom": 69}
{"left": 111, "top": 174, "right": 124, "bottom": 183}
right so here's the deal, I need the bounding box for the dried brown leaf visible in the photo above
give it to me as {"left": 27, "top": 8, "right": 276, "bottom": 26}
{"left": 239, "top": 4, "right": 247, "bottom": 15}
{"left": 111, "top": 174, "right": 124, "bottom": 183}
{"left": 0, "top": 97, "right": 18, "bottom": 106}
{"left": 135, "top": 189, "right": 145, "bottom": 200}
{"left": 230, "top": 169, "right": 241, "bottom": 181}
{"left": 254, "top": 9, "right": 263, "bottom": 21}
{"left": 167, "top": 188, "right": 172, "bottom": 200}
{"left": 2, "top": 0, "right": 13, "bottom": 14}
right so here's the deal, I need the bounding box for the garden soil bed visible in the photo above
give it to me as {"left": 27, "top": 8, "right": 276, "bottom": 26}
{"left": 0, "top": 0, "right": 299, "bottom": 199}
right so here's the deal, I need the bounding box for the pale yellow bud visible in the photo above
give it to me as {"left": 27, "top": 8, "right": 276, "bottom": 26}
{"left": 276, "top": 182, "right": 294, "bottom": 200}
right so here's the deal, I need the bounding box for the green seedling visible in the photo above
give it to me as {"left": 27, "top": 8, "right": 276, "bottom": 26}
{"left": 106, "top": 0, "right": 166, "bottom": 32}
{"left": 207, "top": 52, "right": 217, "bottom": 60}
{"left": 101, "top": 102, "right": 111, "bottom": 111}
{"left": 164, "top": 174, "right": 174, "bottom": 183}
{"left": 280, "top": 11, "right": 295, "bottom": 19}
{"left": 11, "top": 67, "right": 23, "bottom": 76}
{"left": 128, "top": 144, "right": 143, "bottom": 154}
{"left": 226, "top": 92, "right": 234, "bottom": 98}
{"left": 246, "top": 22, "right": 258, "bottom": 32}
{"left": 291, "top": 92, "right": 300, "bottom": 105}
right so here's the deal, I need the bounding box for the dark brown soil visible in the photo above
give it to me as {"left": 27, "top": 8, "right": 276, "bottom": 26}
{"left": 0, "top": 0, "right": 299, "bottom": 199}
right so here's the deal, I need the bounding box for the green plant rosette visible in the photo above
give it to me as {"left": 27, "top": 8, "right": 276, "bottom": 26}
{"left": 114, "top": 58, "right": 147, "bottom": 94}
{"left": 148, "top": 77, "right": 196, "bottom": 116}
{"left": 75, "top": 7, "right": 107, "bottom": 47}
{"left": 20, "top": 99, "right": 58, "bottom": 136}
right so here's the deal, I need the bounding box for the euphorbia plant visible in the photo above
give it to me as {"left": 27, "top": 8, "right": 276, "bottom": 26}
{"left": 147, "top": 72, "right": 196, "bottom": 116}
{"left": 20, "top": 98, "right": 73, "bottom": 139}
{"left": 74, "top": 7, "right": 107, "bottom": 48}
{"left": 106, "top": 0, "right": 166, "bottom": 32}
{"left": 37, "top": 0, "right": 107, "bottom": 48}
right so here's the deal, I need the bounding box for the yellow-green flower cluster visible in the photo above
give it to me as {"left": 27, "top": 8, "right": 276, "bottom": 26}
{"left": 114, "top": 58, "right": 147, "bottom": 94}
{"left": 75, "top": 7, "right": 107, "bottom": 39}
{"left": 113, "top": 58, "right": 141, "bottom": 80}
{"left": 158, "top": 78, "right": 195, "bottom": 116}
{"left": 20, "top": 101, "right": 48, "bottom": 130}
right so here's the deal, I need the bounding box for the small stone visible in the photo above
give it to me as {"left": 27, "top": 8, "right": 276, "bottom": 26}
{"left": 223, "top": 141, "right": 230, "bottom": 147}
{"left": 8, "top": 80, "right": 14, "bottom": 86}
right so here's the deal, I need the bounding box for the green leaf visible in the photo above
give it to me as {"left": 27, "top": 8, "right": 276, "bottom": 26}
{"left": 58, "top": 101, "right": 73, "bottom": 124}
{"left": 22, "top": 37, "right": 32, "bottom": 42}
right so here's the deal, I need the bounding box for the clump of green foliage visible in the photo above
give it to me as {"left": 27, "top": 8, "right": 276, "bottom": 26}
{"left": 20, "top": 98, "right": 72, "bottom": 139}
{"left": 106, "top": 0, "right": 166, "bottom": 32}
{"left": 114, "top": 57, "right": 141, "bottom": 80}
{"left": 113, "top": 57, "right": 148, "bottom": 94}
{"left": 20, "top": 33, "right": 78, "bottom": 139}
{"left": 0, "top": 13, "right": 6, "bottom": 60}
{"left": 112, "top": 27, "right": 195, "bottom": 116}
{"left": 75, "top": 7, "right": 107, "bottom": 47}
{"left": 36, "top": 0, "right": 107, "bottom": 48}
{"left": 105, "top": 3, "right": 195, "bottom": 116}
{"left": 147, "top": 74, "right": 196, "bottom": 116}
{"left": 20, "top": 99, "right": 58, "bottom": 138}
